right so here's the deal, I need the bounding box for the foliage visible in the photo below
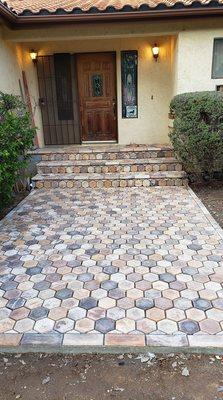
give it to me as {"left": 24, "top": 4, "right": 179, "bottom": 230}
{"left": 0, "top": 92, "right": 36, "bottom": 208}
{"left": 169, "top": 91, "right": 223, "bottom": 177}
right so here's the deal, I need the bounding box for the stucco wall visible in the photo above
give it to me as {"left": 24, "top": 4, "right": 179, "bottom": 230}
{"left": 0, "top": 26, "right": 22, "bottom": 94}
{"left": 174, "top": 29, "right": 223, "bottom": 94}
{"left": 0, "top": 26, "right": 44, "bottom": 146}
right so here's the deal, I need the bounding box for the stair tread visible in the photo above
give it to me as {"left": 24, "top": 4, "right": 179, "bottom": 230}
{"left": 31, "top": 144, "right": 173, "bottom": 155}
{"left": 33, "top": 171, "right": 186, "bottom": 181}
{"left": 37, "top": 157, "right": 179, "bottom": 167}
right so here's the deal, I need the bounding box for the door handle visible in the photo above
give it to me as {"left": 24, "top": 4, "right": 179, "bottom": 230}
{"left": 39, "top": 98, "right": 46, "bottom": 107}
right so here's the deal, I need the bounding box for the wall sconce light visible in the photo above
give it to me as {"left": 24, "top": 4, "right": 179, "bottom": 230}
{"left": 152, "top": 43, "right": 159, "bottom": 61}
{"left": 30, "top": 49, "right": 38, "bottom": 65}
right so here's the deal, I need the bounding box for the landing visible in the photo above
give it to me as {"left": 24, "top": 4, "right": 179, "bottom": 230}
{"left": 0, "top": 187, "right": 222, "bottom": 350}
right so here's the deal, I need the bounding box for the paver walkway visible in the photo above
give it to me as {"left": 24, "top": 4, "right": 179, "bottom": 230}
{"left": 0, "top": 187, "right": 222, "bottom": 350}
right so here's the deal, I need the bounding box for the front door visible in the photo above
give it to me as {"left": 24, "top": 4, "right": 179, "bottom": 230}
{"left": 77, "top": 53, "right": 117, "bottom": 142}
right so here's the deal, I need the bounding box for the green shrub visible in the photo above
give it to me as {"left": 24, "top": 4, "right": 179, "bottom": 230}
{"left": 169, "top": 91, "right": 223, "bottom": 177}
{"left": 0, "top": 92, "right": 36, "bottom": 208}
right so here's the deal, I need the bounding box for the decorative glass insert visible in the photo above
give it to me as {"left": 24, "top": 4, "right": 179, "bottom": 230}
{"left": 121, "top": 50, "right": 138, "bottom": 118}
{"left": 92, "top": 74, "right": 103, "bottom": 97}
{"left": 212, "top": 39, "right": 223, "bottom": 79}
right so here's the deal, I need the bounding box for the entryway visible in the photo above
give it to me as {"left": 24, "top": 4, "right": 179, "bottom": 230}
{"left": 37, "top": 52, "right": 117, "bottom": 146}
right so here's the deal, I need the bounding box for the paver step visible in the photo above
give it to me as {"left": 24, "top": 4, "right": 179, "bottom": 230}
{"left": 32, "top": 171, "right": 187, "bottom": 189}
{"left": 32, "top": 145, "right": 174, "bottom": 161}
{"left": 37, "top": 158, "right": 182, "bottom": 174}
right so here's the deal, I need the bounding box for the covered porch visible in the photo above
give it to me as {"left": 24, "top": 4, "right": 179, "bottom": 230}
{"left": 3, "top": 20, "right": 177, "bottom": 148}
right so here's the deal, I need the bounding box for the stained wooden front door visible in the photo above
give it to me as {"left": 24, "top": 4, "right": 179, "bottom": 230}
{"left": 77, "top": 53, "right": 117, "bottom": 142}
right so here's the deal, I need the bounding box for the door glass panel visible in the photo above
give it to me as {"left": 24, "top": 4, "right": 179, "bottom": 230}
{"left": 92, "top": 74, "right": 103, "bottom": 97}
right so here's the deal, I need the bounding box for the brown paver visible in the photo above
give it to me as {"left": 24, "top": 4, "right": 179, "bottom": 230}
{"left": 0, "top": 186, "right": 222, "bottom": 349}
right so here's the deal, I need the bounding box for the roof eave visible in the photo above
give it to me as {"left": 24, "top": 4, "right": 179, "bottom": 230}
{"left": 0, "top": 2, "right": 17, "bottom": 23}
{"left": 1, "top": 3, "right": 223, "bottom": 26}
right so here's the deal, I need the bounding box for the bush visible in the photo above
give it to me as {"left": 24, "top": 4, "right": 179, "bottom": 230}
{"left": 169, "top": 91, "right": 223, "bottom": 178}
{"left": 0, "top": 92, "right": 36, "bottom": 208}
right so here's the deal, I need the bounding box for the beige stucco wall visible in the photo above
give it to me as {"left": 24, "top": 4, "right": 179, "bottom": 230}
{"left": 174, "top": 28, "right": 223, "bottom": 94}
{"left": 0, "top": 25, "right": 44, "bottom": 146}
{"left": 0, "top": 26, "right": 23, "bottom": 95}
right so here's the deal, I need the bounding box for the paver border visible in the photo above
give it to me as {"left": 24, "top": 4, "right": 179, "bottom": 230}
{"left": 1, "top": 333, "right": 223, "bottom": 355}
{"left": 188, "top": 187, "right": 223, "bottom": 239}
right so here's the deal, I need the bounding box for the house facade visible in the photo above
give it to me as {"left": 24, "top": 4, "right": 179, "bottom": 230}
{"left": 1, "top": 0, "right": 223, "bottom": 148}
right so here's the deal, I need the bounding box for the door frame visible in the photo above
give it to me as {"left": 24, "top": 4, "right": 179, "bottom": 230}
{"left": 76, "top": 51, "right": 118, "bottom": 143}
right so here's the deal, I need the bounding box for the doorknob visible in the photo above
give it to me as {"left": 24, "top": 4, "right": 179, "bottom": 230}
{"left": 39, "top": 98, "right": 46, "bottom": 107}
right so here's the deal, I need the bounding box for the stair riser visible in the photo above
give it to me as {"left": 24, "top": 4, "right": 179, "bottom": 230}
{"left": 40, "top": 150, "right": 174, "bottom": 162}
{"left": 34, "top": 178, "right": 188, "bottom": 189}
{"left": 38, "top": 163, "right": 182, "bottom": 175}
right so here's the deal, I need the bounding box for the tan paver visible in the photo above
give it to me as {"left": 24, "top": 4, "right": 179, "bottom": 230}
{"left": 0, "top": 186, "right": 222, "bottom": 348}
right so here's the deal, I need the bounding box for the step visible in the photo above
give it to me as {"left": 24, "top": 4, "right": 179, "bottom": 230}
{"left": 37, "top": 158, "right": 182, "bottom": 174}
{"left": 32, "top": 145, "right": 174, "bottom": 161}
{"left": 32, "top": 171, "right": 187, "bottom": 189}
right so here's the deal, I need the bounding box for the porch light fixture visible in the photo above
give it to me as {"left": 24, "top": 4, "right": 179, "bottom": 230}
{"left": 30, "top": 49, "right": 38, "bottom": 64}
{"left": 152, "top": 44, "right": 159, "bottom": 61}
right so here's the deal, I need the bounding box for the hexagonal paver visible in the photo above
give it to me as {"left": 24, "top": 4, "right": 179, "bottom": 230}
{"left": 137, "top": 318, "right": 156, "bottom": 333}
{"left": 26, "top": 267, "right": 42, "bottom": 276}
{"left": 43, "top": 298, "right": 61, "bottom": 310}
{"left": 49, "top": 307, "right": 67, "bottom": 321}
{"left": 101, "top": 281, "right": 118, "bottom": 290}
{"left": 7, "top": 298, "right": 26, "bottom": 310}
{"left": 186, "top": 308, "right": 205, "bottom": 322}
{"left": 77, "top": 273, "right": 94, "bottom": 282}
{"left": 179, "top": 320, "right": 200, "bottom": 334}
{"left": 145, "top": 289, "right": 161, "bottom": 299}
{"left": 34, "top": 318, "right": 55, "bottom": 333}
{"left": 199, "top": 319, "right": 221, "bottom": 334}
{"left": 155, "top": 298, "right": 173, "bottom": 310}
{"left": 55, "top": 288, "right": 73, "bottom": 300}
{"left": 91, "top": 289, "right": 107, "bottom": 300}
{"left": 55, "top": 318, "right": 74, "bottom": 333}
{"left": 127, "top": 308, "right": 144, "bottom": 321}
{"left": 79, "top": 297, "right": 97, "bottom": 310}
{"left": 68, "top": 307, "right": 86, "bottom": 320}
{"left": 206, "top": 308, "right": 223, "bottom": 322}
{"left": 14, "top": 318, "right": 34, "bottom": 333}
{"left": 107, "top": 307, "right": 125, "bottom": 320}
{"left": 108, "top": 288, "right": 125, "bottom": 300}
{"left": 127, "top": 273, "right": 142, "bottom": 282}
{"left": 193, "top": 298, "right": 212, "bottom": 311}
{"left": 30, "top": 307, "right": 49, "bottom": 321}
{"left": 75, "top": 318, "right": 95, "bottom": 333}
{"left": 146, "top": 308, "right": 165, "bottom": 322}
{"left": 87, "top": 307, "right": 106, "bottom": 320}
{"left": 127, "top": 289, "right": 143, "bottom": 300}
{"left": 158, "top": 319, "right": 178, "bottom": 334}
{"left": 136, "top": 298, "right": 154, "bottom": 310}
{"left": 166, "top": 308, "right": 185, "bottom": 322}
{"left": 159, "top": 273, "right": 175, "bottom": 283}
{"left": 116, "top": 318, "right": 135, "bottom": 333}
{"left": 95, "top": 317, "right": 115, "bottom": 333}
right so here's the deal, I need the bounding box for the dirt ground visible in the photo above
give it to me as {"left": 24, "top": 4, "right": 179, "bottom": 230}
{"left": 0, "top": 191, "right": 29, "bottom": 221}
{"left": 191, "top": 180, "right": 223, "bottom": 228}
{"left": 0, "top": 352, "right": 223, "bottom": 400}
